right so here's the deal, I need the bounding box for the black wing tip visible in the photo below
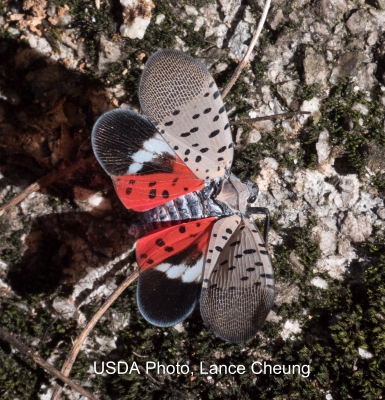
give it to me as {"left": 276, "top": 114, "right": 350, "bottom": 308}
{"left": 91, "top": 108, "right": 158, "bottom": 176}
{"left": 92, "top": 108, "right": 147, "bottom": 145}
{"left": 137, "top": 269, "right": 201, "bottom": 328}
{"left": 137, "top": 301, "right": 189, "bottom": 328}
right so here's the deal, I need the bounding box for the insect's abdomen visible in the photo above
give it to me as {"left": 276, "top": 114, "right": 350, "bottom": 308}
{"left": 145, "top": 192, "right": 205, "bottom": 223}
{"left": 144, "top": 188, "right": 232, "bottom": 223}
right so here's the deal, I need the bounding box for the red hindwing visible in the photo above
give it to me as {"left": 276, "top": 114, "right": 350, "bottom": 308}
{"left": 136, "top": 217, "right": 217, "bottom": 270}
{"left": 114, "top": 158, "right": 204, "bottom": 212}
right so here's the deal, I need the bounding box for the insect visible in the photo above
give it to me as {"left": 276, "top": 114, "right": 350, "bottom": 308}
{"left": 92, "top": 49, "right": 274, "bottom": 342}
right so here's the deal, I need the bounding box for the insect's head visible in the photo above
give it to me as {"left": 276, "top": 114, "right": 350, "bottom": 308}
{"left": 216, "top": 174, "right": 259, "bottom": 214}
{"left": 242, "top": 179, "right": 259, "bottom": 204}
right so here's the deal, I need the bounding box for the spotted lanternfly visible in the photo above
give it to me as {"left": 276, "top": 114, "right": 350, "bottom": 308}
{"left": 92, "top": 50, "right": 274, "bottom": 343}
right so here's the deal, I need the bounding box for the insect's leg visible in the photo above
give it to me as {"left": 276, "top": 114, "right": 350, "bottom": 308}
{"left": 247, "top": 207, "right": 270, "bottom": 244}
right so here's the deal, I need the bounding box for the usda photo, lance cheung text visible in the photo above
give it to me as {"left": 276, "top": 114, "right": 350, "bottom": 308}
{"left": 93, "top": 361, "right": 311, "bottom": 378}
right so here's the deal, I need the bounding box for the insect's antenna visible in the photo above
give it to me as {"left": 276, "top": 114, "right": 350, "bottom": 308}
{"left": 247, "top": 207, "right": 270, "bottom": 244}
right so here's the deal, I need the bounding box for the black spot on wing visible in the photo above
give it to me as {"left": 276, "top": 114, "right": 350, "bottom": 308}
{"left": 243, "top": 249, "right": 257, "bottom": 254}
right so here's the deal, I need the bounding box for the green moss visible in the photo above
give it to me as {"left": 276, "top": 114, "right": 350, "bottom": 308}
{"left": 179, "top": 0, "right": 213, "bottom": 9}
{"left": 46, "top": 0, "right": 117, "bottom": 66}
{"left": 372, "top": 172, "right": 385, "bottom": 191}
{"left": 298, "top": 83, "right": 323, "bottom": 101}
{"left": 232, "top": 123, "right": 302, "bottom": 180}
{"left": 0, "top": 297, "right": 79, "bottom": 399}
{"left": 0, "top": 223, "right": 24, "bottom": 265}
{"left": 232, "top": 142, "right": 262, "bottom": 180}
{"left": 301, "top": 80, "right": 385, "bottom": 172}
